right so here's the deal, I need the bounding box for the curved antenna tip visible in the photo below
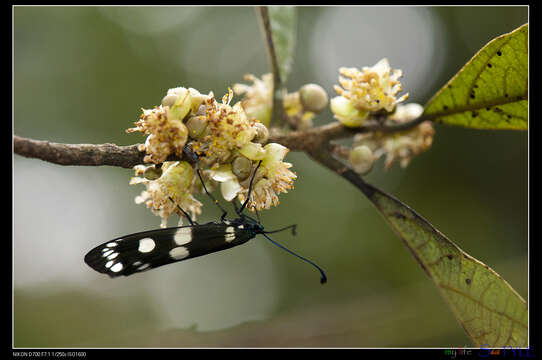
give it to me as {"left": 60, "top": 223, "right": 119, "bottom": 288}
{"left": 262, "top": 233, "right": 327, "bottom": 285}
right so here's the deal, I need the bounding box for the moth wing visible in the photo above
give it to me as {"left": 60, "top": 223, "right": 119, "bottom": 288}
{"left": 84, "top": 223, "right": 254, "bottom": 277}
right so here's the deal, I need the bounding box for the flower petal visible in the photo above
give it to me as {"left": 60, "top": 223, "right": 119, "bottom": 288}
{"left": 211, "top": 164, "right": 236, "bottom": 182}
{"left": 239, "top": 142, "right": 266, "bottom": 160}
{"left": 220, "top": 178, "right": 242, "bottom": 201}
{"left": 262, "top": 143, "right": 289, "bottom": 165}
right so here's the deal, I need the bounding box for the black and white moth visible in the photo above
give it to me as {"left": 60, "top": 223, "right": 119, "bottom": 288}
{"left": 84, "top": 161, "right": 327, "bottom": 284}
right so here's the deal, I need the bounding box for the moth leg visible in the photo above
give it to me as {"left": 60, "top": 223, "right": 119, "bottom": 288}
{"left": 239, "top": 160, "right": 262, "bottom": 214}
{"left": 233, "top": 200, "right": 240, "bottom": 214}
{"left": 196, "top": 168, "right": 229, "bottom": 221}
{"left": 168, "top": 196, "right": 197, "bottom": 226}
{"left": 255, "top": 208, "right": 261, "bottom": 223}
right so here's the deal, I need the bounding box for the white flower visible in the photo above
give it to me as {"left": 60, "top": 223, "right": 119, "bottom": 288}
{"left": 210, "top": 143, "right": 296, "bottom": 211}
{"left": 233, "top": 73, "right": 274, "bottom": 126}
{"left": 238, "top": 143, "right": 296, "bottom": 211}
{"left": 353, "top": 103, "right": 434, "bottom": 169}
{"left": 331, "top": 59, "right": 409, "bottom": 127}
{"left": 191, "top": 92, "right": 259, "bottom": 166}
{"left": 130, "top": 161, "right": 202, "bottom": 227}
{"left": 211, "top": 164, "right": 242, "bottom": 202}
{"left": 330, "top": 96, "right": 368, "bottom": 127}
{"left": 335, "top": 58, "right": 408, "bottom": 112}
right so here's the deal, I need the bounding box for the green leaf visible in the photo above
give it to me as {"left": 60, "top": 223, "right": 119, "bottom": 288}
{"left": 266, "top": 6, "right": 297, "bottom": 84}
{"left": 424, "top": 24, "right": 527, "bottom": 130}
{"left": 349, "top": 174, "right": 528, "bottom": 346}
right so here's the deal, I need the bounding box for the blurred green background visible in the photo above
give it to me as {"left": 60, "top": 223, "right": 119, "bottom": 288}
{"left": 13, "top": 6, "right": 528, "bottom": 347}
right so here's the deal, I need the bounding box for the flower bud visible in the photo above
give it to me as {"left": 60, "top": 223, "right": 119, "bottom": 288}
{"left": 143, "top": 165, "right": 163, "bottom": 180}
{"left": 349, "top": 145, "right": 374, "bottom": 175}
{"left": 186, "top": 116, "right": 208, "bottom": 139}
{"left": 169, "top": 119, "right": 189, "bottom": 151}
{"left": 188, "top": 88, "right": 207, "bottom": 113}
{"left": 330, "top": 96, "right": 368, "bottom": 127}
{"left": 161, "top": 94, "right": 178, "bottom": 108}
{"left": 252, "top": 122, "right": 269, "bottom": 144}
{"left": 389, "top": 103, "right": 424, "bottom": 122}
{"left": 196, "top": 104, "right": 207, "bottom": 116}
{"left": 232, "top": 156, "right": 252, "bottom": 181}
{"left": 167, "top": 87, "right": 192, "bottom": 121}
{"left": 299, "top": 83, "right": 328, "bottom": 113}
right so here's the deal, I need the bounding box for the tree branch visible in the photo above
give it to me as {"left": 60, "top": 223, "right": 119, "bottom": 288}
{"left": 13, "top": 115, "right": 428, "bottom": 169}
{"left": 257, "top": 6, "right": 286, "bottom": 128}
{"left": 14, "top": 136, "right": 147, "bottom": 169}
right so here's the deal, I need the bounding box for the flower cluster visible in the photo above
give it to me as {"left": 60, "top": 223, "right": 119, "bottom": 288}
{"left": 234, "top": 74, "right": 328, "bottom": 130}
{"left": 127, "top": 85, "right": 297, "bottom": 226}
{"left": 127, "top": 87, "right": 207, "bottom": 163}
{"left": 352, "top": 103, "right": 435, "bottom": 170}
{"left": 126, "top": 60, "right": 434, "bottom": 224}
{"left": 212, "top": 143, "right": 296, "bottom": 211}
{"left": 190, "top": 88, "right": 265, "bottom": 166}
{"left": 330, "top": 58, "right": 408, "bottom": 127}
{"left": 130, "top": 161, "right": 203, "bottom": 228}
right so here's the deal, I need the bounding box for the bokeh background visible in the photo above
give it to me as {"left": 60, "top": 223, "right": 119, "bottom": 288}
{"left": 13, "top": 6, "right": 528, "bottom": 347}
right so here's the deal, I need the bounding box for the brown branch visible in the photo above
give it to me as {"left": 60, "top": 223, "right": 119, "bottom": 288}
{"left": 269, "top": 115, "right": 428, "bottom": 152}
{"left": 257, "top": 7, "right": 281, "bottom": 89}
{"left": 13, "top": 115, "right": 427, "bottom": 168}
{"left": 257, "top": 6, "right": 286, "bottom": 128}
{"left": 13, "top": 136, "right": 147, "bottom": 169}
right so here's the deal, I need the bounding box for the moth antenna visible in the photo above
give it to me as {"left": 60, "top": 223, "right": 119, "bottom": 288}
{"left": 264, "top": 224, "right": 297, "bottom": 236}
{"left": 261, "top": 233, "right": 327, "bottom": 284}
{"left": 239, "top": 160, "right": 262, "bottom": 215}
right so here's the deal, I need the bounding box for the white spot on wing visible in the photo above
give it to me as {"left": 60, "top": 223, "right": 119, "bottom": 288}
{"left": 174, "top": 227, "right": 192, "bottom": 245}
{"left": 105, "top": 261, "right": 114, "bottom": 268}
{"left": 169, "top": 246, "right": 189, "bottom": 260}
{"left": 110, "top": 262, "right": 123, "bottom": 272}
{"left": 107, "top": 252, "right": 119, "bottom": 260}
{"left": 238, "top": 225, "right": 244, "bottom": 229}
{"left": 225, "top": 233, "right": 235, "bottom": 242}
{"left": 138, "top": 237, "right": 156, "bottom": 253}
{"left": 106, "top": 242, "right": 118, "bottom": 247}
{"left": 102, "top": 250, "right": 114, "bottom": 257}
{"left": 137, "top": 263, "right": 150, "bottom": 271}
{"left": 225, "top": 226, "right": 236, "bottom": 242}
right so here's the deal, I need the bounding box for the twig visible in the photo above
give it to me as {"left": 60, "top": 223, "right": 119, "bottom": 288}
{"left": 13, "top": 115, "right": 428, "bottom": 168}
{"left": 257, "top": 6, "right": 286, "bottom": 128}
{"left": 257, "top": 7, "right": 281, "bottom": 89}
{"left": 15, "top": 136, "right": 163, "bottom": 169}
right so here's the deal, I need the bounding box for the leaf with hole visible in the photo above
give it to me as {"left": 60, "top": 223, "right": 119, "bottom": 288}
{"left": 424, "top": 23, "right": 527, "bottom": 130}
